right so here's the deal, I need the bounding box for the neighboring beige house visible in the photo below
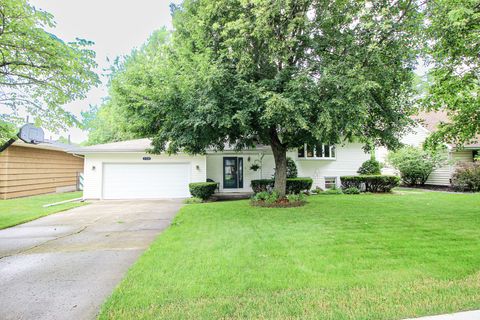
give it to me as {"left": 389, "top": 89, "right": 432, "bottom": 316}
{"left": 0, "top": 139, "right": 84, "bottom": 199}
{"left": 377, "top": 111, "right": 479, "bottom": 186}
{"left": 71, "top": 139, "right": 371, "bottom": 199}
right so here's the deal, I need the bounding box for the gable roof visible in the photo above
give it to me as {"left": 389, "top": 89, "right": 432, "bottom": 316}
{"left": 414, "top": 111, "right": 480, "bottom": 148}
{"left": 1, "top": 138, "right": 79, "bottom": 153}
{"left": 413, "top": 110, "right": 449, "bottom": 133}
{"left": 70, "top": 138, "right": 271, "bottom": 154}
{"left": 71, "top": 139, "right": 153, "bottom": 153}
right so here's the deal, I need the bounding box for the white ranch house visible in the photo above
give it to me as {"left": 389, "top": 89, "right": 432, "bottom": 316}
{"left": 71, "top": 139, "right": 370, "bottom": 199}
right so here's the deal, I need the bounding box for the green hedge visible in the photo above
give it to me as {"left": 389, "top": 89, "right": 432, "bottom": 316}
{"left": 189, "top": 182, "right": 217, "bottom": 200}
{"left": 251, "top": 179, "right": 273, "bottom": 193}
{"left": 286, "top": 177, "right": 313, "bottom": 194}
{"left": 340, "top": 175, "right": 400, "bottom": 193}
{"left": 251, "top": 178, "right": 313, "bottom": 194}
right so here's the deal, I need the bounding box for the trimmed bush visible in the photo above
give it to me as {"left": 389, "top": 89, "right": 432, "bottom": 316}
{"left": 189, "top": 182, "right": 217, "bottom": 200}
{"left": 340, "top": 176, "right": 362, "bottom": 189}
{"left": 286, "top": 177, "right": 313, "bottom": 194}
{"left": 388, "top": 146, "right": 445, "bottom": 186}
{"left": 451, "top": 162, "right": 480, "bottom": 192}
{"left": 341, "top": 175, "right": 400, "bottom": 193}
{"left": 357, "top": 159, "right": 382, "bottom": 175}
{"left": 251, "top": 178, "right": 313, "bottom": 194}
{"left": 251, "top": 179, "right": 273, "bottom": 193}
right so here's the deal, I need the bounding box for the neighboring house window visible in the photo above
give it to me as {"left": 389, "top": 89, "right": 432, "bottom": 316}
{"left": 324, "top": 177, "right": 337, "bottom": 190}
{"left": 298, "top": 144, "right": 336, "bottom": 159}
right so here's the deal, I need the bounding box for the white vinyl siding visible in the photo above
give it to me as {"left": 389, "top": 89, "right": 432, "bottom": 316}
{"left": 291, "top": 142, "right": 370, "bottom": 190}
{"left": 426, "top": 150, "right": 474, "bottom": 186}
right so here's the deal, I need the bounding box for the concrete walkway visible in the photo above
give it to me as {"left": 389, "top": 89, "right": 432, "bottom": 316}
{"left": 0, "top": 199, "right": 183, "bottom": 320}
{"left": 406, "top": 310, "right": 480, "bottom": 320}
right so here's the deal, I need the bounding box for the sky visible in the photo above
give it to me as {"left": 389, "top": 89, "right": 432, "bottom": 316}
{"left": 18, "top": 1, "right": 427, "bottom": 144}
{"left": 28, "top": 0, "right": 179, "bottom": 143}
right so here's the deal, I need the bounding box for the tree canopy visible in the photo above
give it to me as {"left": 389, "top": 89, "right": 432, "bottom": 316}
{"left": 0, "top": 0, "right": 99, "bottom": 142}
{"left": 98, "top": 0, "right": 422, "bottom": 195}
{"left": 423, "top": 0, "right": 480, "bottom": 148}
{"left": 81, "top": 29, "right": 171, "bottom": 146}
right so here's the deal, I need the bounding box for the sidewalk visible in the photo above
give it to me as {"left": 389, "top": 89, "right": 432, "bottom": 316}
{"left": 406, "top": 310, "right": 480, "bottom": 320}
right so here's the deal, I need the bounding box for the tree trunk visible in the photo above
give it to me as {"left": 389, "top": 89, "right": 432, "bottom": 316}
{"left": 270, "top": 128, "right": 287, "bottom": 197}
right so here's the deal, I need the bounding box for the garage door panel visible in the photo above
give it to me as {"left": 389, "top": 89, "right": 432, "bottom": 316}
{"left": 103, "top": 163, "right": 190, "bottom": 199}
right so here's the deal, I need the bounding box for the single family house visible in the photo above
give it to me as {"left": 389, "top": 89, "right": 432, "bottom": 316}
{"left": 377, "top": 111, "right": 479, "bottom": 186}
{"left": 71, "top": 139, "right": 371, "bottom": 199}
{"left": 0, "top": 139, "right": 84, "bottom": 199}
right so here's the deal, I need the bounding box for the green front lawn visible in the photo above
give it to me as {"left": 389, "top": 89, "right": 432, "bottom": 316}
{"left": 100, "top": 191, "right": 480, "bottom": 320}
{"left": 0, "top": 191, "right": 85, "bottom": 229}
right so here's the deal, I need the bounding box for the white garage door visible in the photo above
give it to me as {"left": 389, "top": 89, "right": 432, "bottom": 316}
{"left": 102, "top": 163, "right": 191, "bottom": 199}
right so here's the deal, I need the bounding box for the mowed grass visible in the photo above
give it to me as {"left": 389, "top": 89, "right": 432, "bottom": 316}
{"left": 0, "top": 191, "right": 85, "bottom": 229}
{"left": 100, "top": 191, "right": 480, "bottom": 320}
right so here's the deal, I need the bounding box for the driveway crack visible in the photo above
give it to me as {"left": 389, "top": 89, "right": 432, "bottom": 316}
{"left": 0, "top": 217, "right": 102, "bottom": 260}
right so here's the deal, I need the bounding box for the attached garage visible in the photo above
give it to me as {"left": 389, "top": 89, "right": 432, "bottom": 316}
{"left": 71, "top": 139, "right": 206, "bottom": 200}
{"left": 102, "top": 163, "right": 191, "bottom": 199}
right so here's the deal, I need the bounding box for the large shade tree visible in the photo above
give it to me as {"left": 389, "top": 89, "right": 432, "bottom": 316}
{"left": 0, "top": 0, "right": 98, "bottom": 142}
{"left": 113, "top": 0, "right": 423, "bottom": 196}
{"left": 423, "top": 0, "right": 480, "bottom": 148}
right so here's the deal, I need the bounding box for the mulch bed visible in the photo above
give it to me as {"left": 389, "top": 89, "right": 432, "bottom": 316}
{"left": 250, "top": 199, "right": 307, "bottom": 208}
{"left": 400, "top": 184, "right": 455, "bottom": 192}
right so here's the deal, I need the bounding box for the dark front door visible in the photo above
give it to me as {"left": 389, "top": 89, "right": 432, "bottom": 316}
{"left": 223, "top": 157, "right": 243, "bottom": 189}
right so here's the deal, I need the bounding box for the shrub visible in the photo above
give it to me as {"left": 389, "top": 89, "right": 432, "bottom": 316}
{"left": 251, "top": 179, "right": 273, "bottom": 193}
{"left": 451, "top": 162, "right": 480, "bottom": 192}
{"left": 251, "top": 191, "right": 307, "bottom": 207}
{"left": 286, "top": 193, "right": 306, "bottom": 202}
{"left": 252, "top": 191, "right": 271, "bottom": 202}
{"left": 388, "top": 146, "right": 445, "bottom": 186}
{"left": 286, "top": 157, "right": 298, "bottom": 178}
{"left": 286, "top": 177, "right": 313, "bottom": 194}
{"left": 340, "top": 175, "right": 400, "bottom": 193}
{"left": 183, "top": 197, "right": 203, "bottom": 204}
{"left": 251, "top": 177, "right": 313, "bottom": 194}
{"left": 343, "top": 187, "right": 361, "bottom": 194}
{"left": 189, "top": 182, "right": 217, "bottom": 200}
{"left": 357, "top": 159, "right": 382, "bottom": 175}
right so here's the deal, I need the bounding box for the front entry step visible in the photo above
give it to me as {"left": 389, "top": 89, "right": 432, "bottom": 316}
{"left": 211, "top": 192, "right": 253, "bottom": 201}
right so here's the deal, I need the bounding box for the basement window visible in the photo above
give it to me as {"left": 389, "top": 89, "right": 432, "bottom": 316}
{"left": 324, "top": 177, "right": 337, "bottom": 190}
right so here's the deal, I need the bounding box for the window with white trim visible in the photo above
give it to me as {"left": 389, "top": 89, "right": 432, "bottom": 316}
{"left": 324, "top": 177, "right": 337, "bottom": 190}
{"left": 297, "top": 144, "right": 336, "bottom": 159}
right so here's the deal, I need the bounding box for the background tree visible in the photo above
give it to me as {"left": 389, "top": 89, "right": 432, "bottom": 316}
{"left": 81, "top": 101, "right": 139, "bottom": 145}
{"left": 108, "top": 0, "right": 422, "bottom": 196}
{"left": 0, "top": 0, "right": 99, "bottom": 142}
{"left": 0, "top": 120, "right": 15, "bottom": 145}
{"left": 423, "top": 0, "right": 480, "bottom": 148}
{"left": 81, "top": 29, "right": 170, "bottom": 145}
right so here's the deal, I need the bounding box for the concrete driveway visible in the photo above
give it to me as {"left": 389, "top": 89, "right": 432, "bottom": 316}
{"left": 0, "top": 199, "right": 183, "bottom": 320}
